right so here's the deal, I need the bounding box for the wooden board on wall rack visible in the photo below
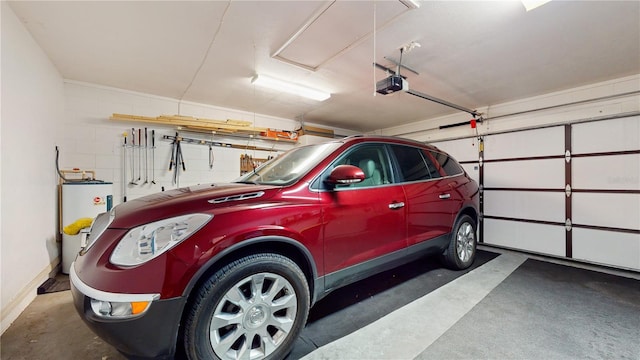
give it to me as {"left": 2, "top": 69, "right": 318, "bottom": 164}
{"left": 110, "top": 113, "right": 298, "bottom": 142}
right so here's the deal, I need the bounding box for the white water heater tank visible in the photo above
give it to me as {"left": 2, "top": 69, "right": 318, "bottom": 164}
{"left": 61, "top": 181, "right": 113, "bottom": 274}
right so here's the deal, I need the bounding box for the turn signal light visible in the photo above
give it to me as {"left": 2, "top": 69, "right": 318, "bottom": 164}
{"left": 131, "top": 301, "right": 150, "bottom": 315}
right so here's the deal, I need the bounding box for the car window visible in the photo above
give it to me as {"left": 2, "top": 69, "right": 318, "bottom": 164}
{"left": 338, "top": 144, "right": 391, "bottom": 188}
{"left": 314, "top": 143, "right": 391, "bottom": 189}
{"left": 235, "top": 142, "right": 342, "bottom": 185}
{"left": 390, "top": 144, "right": 435, "bottom": 182}
{"left": 421, "top": 150, "right": 443, "bottom": 179}
{"left": 429, "top": 150, "right": 464, "bottom": 176}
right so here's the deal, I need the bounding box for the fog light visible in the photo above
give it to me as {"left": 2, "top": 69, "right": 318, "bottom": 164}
{"left": 96, "top": 300, "right": 112, "bottom": 316}
{"left": 90, "top": 299, "right": 150, "bottom": 318}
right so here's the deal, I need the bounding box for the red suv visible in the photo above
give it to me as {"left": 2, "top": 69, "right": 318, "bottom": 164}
{"left": 70, "top": 135, "right": 479, "bottom": 360}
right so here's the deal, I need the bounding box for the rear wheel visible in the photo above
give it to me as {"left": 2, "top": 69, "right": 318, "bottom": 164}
{"left": 184, "top": 253, "right": 309, "bottom": 360}
{"left": 442, "top": 214, "right": 477, "bottom": 270}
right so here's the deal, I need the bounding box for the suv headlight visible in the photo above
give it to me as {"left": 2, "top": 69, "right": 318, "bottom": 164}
{"left": 110, "top": 214, "right": 212, "bottom": 266}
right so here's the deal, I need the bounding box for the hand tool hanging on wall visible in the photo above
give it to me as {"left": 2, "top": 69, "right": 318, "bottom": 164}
{"left": 143, "top": 128, "right": 149, "bottom": 185}
{"left": 177, "top": 136, "right": 185, "bottom": 185}
{"left": 180, "top": 143, "right": 186, "bottom": 172}
{"left": 169, "top": 133, "right": 186, "bottom": 187}
{"left": 122, "top": 132, "right": 128, "bottom": 202}
{"left": 151, "top": 130, "right": 156, "bottom": 185}
{"left": 169, "top": 134, "right": 176, "bottom": 172}
{"left": 137, "top": 128, "right": 142, "bottom": 183}
{"left": 209, "top": 144, "right": 214, "bottom": 169}
{"left": 129, "top": 128, "right": 138, "bottom": 185}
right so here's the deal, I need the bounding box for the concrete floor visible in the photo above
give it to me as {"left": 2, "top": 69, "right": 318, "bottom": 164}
{"left": 2, "top": 247, "right": 639, "bottom": 360}
{"left": 0, "top": 289, "right": 125, "bottom": 360}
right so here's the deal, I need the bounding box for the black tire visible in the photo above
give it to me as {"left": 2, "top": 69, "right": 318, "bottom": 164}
{"left": 441, "top": 214, "right": 477, "bottom": 270}
{"left": 184, "top": 253, "right": 310, "bottom": 360}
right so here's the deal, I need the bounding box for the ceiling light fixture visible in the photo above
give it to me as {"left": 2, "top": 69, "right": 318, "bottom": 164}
{"left": 251, "top": 74, "right": 331, "bottom": 101}
{"left": 521, "top": 0, "right": 551, "bottom": 11}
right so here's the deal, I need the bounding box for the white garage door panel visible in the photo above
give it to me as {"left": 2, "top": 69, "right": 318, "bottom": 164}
{"left": 484, "top": 126, "right": 564, "bottom": 160}
{"left": 478, "top": 118, "right": 639, "bottom": 270}
{"left": 461, "top": 163, "right": 480, "bottom": 184}
{"left": 573, "top": 229, "right": 640, "bottom": 270}
{"left": 572, "top": 155, "right": 640, "bottom": 191}
{"left": 573, "top": 193, "right": 640, "bottom": 230}
{"left": 483, "top": 219, "right": 565, "bottom": 256}
{"left": 573, "top": 116, "right": 640, "bottom": 154}
{"left": 484, "top": 191, "right": 565, "bottom": 223}
{"left": 484, "top": 159, "right": 565, "bottom": 188}
{"left": 431, "top": 138, "right": 479, "bottom": 162}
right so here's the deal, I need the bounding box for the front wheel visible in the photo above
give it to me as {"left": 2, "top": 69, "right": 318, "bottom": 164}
{"left": 442, "top": 214, "right": 477, "bottom": 270}
{"left": 183, "top": 253, "right": 310, "bottom": 360}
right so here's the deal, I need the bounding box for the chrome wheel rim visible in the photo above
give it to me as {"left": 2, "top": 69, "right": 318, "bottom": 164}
{"left": 456, "top": 222, "right": 475, "bottom": 263}
{"left": 209, "top": 273, "right": 298, "bottom": 360}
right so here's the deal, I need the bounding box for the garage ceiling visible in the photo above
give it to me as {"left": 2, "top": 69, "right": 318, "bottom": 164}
{"left": 8, "top": 1, "right": 640, "bottom": 132}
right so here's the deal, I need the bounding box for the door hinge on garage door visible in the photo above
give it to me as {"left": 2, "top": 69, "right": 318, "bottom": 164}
{"left": 565, "top": 150, "right": 571, "bottom": 163}
{"left": 565, "top": 218, "right": 572, "bottom": 231}
{"left": 565, "top": 184, "right": 572, "bottom": 197}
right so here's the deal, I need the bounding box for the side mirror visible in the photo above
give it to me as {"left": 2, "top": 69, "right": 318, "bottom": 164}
{"left": 325, "top": 165, "right": 365, "bottom": 185}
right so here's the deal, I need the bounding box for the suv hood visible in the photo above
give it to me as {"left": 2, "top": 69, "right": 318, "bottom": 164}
{"left": 110, "top": 183, "right": 279, "bottom": 229}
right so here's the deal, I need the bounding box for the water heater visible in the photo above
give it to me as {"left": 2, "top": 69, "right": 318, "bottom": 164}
{"left": 61, "top": 181, "right": 113, "bottom": 274}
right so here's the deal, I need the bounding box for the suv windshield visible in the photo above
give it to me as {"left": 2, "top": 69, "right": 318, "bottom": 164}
{"left": 234, "top": 142, "right": 342, "bottom": 185}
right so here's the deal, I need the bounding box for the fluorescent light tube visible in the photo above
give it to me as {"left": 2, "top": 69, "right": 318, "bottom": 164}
{"left": 399, "top": 0, "right": 420, "bottom": 9}
{"left": 521, "top": 0, "right": 551, "bottom": 11}
{"left": 251, "top": 74, "right": 331, "bottom": 101}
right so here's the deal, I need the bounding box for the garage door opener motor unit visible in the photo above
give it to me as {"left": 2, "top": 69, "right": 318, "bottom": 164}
{"left": 375, "top": 45, "right": 481, "bottom": 119}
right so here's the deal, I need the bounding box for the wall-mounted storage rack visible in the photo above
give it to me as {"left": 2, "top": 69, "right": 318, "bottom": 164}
{"left": 162, "top": 134, "right": 283, "bottom": 153}
{"left": 111, "top": 113, "right": 298, "bottom": 143}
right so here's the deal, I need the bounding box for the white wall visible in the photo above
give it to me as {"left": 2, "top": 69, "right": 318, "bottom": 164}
{"left": 63, "top": 82, "right": 281, "bottom": 205}
{"left": 1, "top": 2, "right": 64, "bottom": 333}
{"left": 60, "top": 81, "right": 357, "bottom": 205}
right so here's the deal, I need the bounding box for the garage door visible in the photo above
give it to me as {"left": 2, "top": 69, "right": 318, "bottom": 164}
{"left": 433, "top": 115, "right": 640, "bottom": 271}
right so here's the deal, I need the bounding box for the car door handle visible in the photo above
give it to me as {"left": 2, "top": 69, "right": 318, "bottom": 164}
{"left": 388, "top": 202, "right": 405, "bottom": 210}
{"left": 439, "top": 193, "right": 451, "bottom": 200}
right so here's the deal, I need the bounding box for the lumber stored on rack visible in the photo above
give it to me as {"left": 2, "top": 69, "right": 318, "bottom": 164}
{"left": 110, "top": 113, "right": 298, "bottom": 141}
{"left": 110, "top": 113, "right": 266, "bottom": 133}
{"left": 296, "top": 124, "right": 335, "bottom": 138}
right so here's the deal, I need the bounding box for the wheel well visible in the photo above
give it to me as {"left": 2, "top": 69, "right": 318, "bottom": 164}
{"left": 457, "top": 206, "right": 478, "bottom": 225}
{"left": 174, "top": 240, "right": 315, "bottom": 358}
{"left": 180, "top": 238, "right": 315, "bottom": 317}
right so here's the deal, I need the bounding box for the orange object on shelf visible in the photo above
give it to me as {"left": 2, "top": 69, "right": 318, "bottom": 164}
{"left": 261, "top": 129, "right": 298, "bottom": 141}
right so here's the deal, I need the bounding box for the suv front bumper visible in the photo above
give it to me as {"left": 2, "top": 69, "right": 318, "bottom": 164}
{"left": 70, "top": 262, "right": 186, "bottom": 359}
